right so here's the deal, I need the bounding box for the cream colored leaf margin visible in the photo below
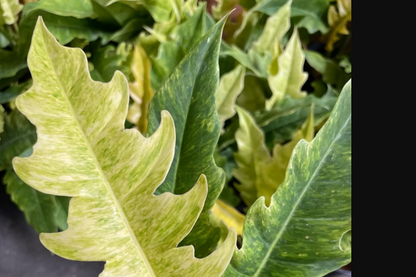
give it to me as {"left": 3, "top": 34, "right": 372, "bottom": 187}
{"left": 13, "top": 18, "right": 236, "bottom": 277}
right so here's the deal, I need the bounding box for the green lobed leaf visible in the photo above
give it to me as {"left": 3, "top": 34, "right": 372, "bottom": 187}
{"left": 0, "top": 0, "right": 23, "bottom": 25}
{"left": 4, "top": 170, "right": 70, "bottom": 233}
{"left": 13, "top": 18, "right": 236, "bottom": 276}
{"left": 267, "top": 29, "right": 308, "bottom": 110}
{"left": 148, "top": 16, "right": 228, "bottom": 257}
{"left": 225, "top": 80, "right": 352, "bottom": 277}
{"left": 216, "top": 65, "right": 246, "bottom": 128}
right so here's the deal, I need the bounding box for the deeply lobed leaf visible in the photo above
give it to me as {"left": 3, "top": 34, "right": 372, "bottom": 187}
{"left": 13, "top": 18, "right": 236, "bottom": 277}
{"left": 148, "top": 14, "right": 230, "bottom": 257}
{"left": 226, "top": 81, "right": 352, "bottom": 276}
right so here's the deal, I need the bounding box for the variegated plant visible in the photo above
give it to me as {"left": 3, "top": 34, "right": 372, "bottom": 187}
{"left": 1, "top": 1, "right": 352, "bottom": 276}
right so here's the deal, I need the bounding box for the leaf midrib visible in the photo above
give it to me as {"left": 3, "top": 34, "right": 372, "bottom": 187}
{"left": 253, "top": 114, "right": 351, "bottom": 276}
{"left": 44, "top": 43, "right": 156, "bottom": 276}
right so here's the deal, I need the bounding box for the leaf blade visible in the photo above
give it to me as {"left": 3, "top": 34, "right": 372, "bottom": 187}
{"left": 148, "top": 15, "right": 229, "bottom": 257}
{"left": 13, "top": 18, "right": 236, "bottom": 276}
{"left": 225, "top": 81, "right": 352, "bottom": 276}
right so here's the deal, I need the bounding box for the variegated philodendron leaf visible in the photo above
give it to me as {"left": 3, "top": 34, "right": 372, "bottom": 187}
{"left": 0, "top": 0, "right": 23, "bottom": 25}
{"left": 148, "top": 16, "right": 228, "bottom": 257}
{"left": 252, "top": 0, "right": 292, "bottom": 57}
{"left": 225, "top": 81, "right": 352, "bottom": 276}
{"left": 13, "top": 18, "right": 236, "bottom": 277}
{"left": 216, "top": 65, "right": 246, "bottom": 128}
{"left": 267, "top": 29, "right": 308, "bottom": 110}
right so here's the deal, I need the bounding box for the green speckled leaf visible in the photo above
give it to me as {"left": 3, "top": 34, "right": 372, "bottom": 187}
{"left": 216, "top": 65, "right": 246, "bottom": 128}
{"left": 0, "top": 0, "right": 23, "bottom": 25}
{"left": 267, "top": 29, "right": 308, "bottom": 110}
{"left": 4, "top": 170, "right": 69, "bottom": 233}
{"left": 13, "top": 18, "right": 236, "bottom": 276}
{"left": 148, "top": 17, "right": 228, "bottom": 257}
{"left": 225, "top": 81, "right": 352, "bottom": 277}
